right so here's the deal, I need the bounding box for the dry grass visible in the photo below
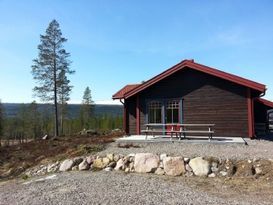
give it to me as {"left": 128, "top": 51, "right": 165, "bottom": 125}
{"left": 0, "top": 132, "right": 123, "bottom": 180}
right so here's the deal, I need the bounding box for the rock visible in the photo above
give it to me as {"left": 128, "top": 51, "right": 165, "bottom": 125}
{"left": 208, "top": 173, "right": 216, "bottom": 178}
{"left": 73, "top": 157, "right": 84, "bottom": 166}
{"left": 163, "top": 157, "right": 185, "bottom": 176}
{"left": 160, "top": 153, "right": 167, "bottom": 161}
{"left": 220, "top": 171, "right": 227, "bottom": 177}
{"left": 72, "top": 166, "right": 78, "bottom": 171}
{"left": 86, "top": 156, "right": 95, "bottom": 165}
{"left": 155, "top": 167, "right": 165, "bottom": 175}
{"left": 220, "top": 159, "right": 236, "bottom": 176}
{"left": 124, "top": 168, "right": 130, "bottom": 173}
{"left": 128, "top": 153, "right": 135, "bottom": 157}
{"left": 129, "top": 162, "right": 134, "bottom": 172}
{"left": 102, "top": 157, "right": 110, "bottom": 165}
{"left": 108, "top": 162, "right": 116, "bottom": 168}
{"left": 93, "top": 158, "right": 110, "bottom": 169}
{"left": 211, "top": 167, "right": 219, "bottom": 172}
{"left": 104, "top": 167, "right": 113, "bottom": 172}
{"left": 79, "top": 159, "right": 90, "bottom": 171}
{"left": 113, "top": 155, "right": 120, "bottom": 162}
{"left": 47, "top": 161, "right": 60, "bottom": 173}
{"left": 255, "top": 167, "right": 262, "bottom": 175}
{"left": 185, "top": 164, "right": 193, "bottom": 172}
{"left": 59, "top": 159, "right": 74, "bottom": 172}
{"left": 134, "top": 153, "right": 159, "bottom": 173}
{"left": 36, "top": 166, "right": 47, "bottom": 175}
{"left": 235, "top": 161, "right": 254, "bottom": 177}
{"left": 159, "top": 162, "right": 164, "bottom": 168}
{"left": 185, "top": 172, "right": 194, "bottom": 177}
{"left": 189, "top": 157, "right": 210, "bottom": 176}
{"left": 106, "top": 154, "right": 114, "bottom": 162}
{"left": 114, "top": 159, "right": 124, "bottom": 170}
{"left": 129, "top": 156, "right": 134, "bottom": 162}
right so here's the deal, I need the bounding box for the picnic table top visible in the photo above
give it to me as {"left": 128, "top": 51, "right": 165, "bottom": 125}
{"left": 145, "top": 123, "right": 215, "bottom": 127}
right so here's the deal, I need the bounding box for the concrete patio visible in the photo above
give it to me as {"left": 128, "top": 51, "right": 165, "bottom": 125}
{"left": 116, "top": 135, "right": 247, "bottom": 145}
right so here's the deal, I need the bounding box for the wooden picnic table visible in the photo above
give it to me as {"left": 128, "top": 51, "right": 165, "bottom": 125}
{"left": 141, "top": 123, "right": 215, "bottom": 141}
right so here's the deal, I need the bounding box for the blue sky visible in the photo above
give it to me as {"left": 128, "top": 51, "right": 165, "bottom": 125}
{"left": 0, "top": 0, "right": 273, "bottom": 104}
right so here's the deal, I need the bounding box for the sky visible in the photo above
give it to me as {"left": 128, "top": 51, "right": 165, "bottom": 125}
{"left": 0, "top": 0, "right": 273, "bottom": 104}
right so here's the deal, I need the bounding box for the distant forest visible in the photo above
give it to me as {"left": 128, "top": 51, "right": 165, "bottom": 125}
{"left": 0, "top": 103, "right": 123, "bottom": 142}
{"left": 3, "top": 103, "right": 122, "bottom": 118}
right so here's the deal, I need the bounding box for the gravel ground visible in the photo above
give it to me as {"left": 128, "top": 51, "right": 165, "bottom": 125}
{"left": 0, "top": 171, "right": 272, "bottom": 205}
{"left": 98, "top": 139, "right": 273, "bottom": 159}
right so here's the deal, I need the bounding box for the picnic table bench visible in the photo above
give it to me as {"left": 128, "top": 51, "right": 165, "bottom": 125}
{"left": 141, "top": 123, "right": 215, "bottom": 141}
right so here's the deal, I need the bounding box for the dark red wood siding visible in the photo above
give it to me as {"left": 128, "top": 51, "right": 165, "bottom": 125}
{"left": 127, "top": 68, "right": 249, "bottom": 137}
{"left": 125, "top": 97, "right": 136, "bottom": 135}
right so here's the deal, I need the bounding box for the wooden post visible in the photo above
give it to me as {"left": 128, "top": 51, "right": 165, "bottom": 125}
{"left": 136, "top": 95, "right": 140, "bottom": 135}
{"left": 247, "top": 88, "right": 254, "bottom": 138}
{"left": 123, "top": 102, "right": 127, "bottom": 134}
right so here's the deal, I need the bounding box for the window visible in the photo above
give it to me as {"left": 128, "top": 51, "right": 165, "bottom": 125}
{"left": 166, "top": 100, "right": 179, "bottom": 123}
{"left": 148, "top": 101, "right": 162, "bottom": 123}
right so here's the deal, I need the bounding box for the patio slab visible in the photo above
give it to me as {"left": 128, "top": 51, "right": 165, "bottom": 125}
{"left": 116, "top": 135, "right": 246, "bottom": 145}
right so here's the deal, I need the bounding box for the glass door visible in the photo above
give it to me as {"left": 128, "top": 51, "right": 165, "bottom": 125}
{"left": 165, "top": 100, "right": 180, "bottom": 134}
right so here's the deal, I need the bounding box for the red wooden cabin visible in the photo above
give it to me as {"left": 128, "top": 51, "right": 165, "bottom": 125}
{"left": 113, "top": 59, "right": 273, "bottom": 138}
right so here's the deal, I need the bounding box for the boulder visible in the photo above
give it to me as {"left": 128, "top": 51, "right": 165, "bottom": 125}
{"left": 86, "top": 156, "right": 95, "bottom": 164}
{"left": 73, "top": 157, "right": 84, "bottom": 166}
{"left": 108, "top": 162, "right": 116, "bottom": 168}
{"left": 114, "top": 159, "right": 124, "bottom": 170}
{"left": 104, "top": 167, "right": 113, "bottom": 172}
{"left": 134, "top": 153, "right": 159, "bottom": 173}
{"left": 163, "top": 157, "right": 185, "bottom": 176}
{"left": 59, "top": 159, "right": 74, "bottom": 172}
{"left": 185, "top": 164, "right": 193, "bottom": 172}
{"left": 113, "top": 154, "right": 121, "bottom": 162}
{"left": 79, "top": 159, "right": 90, "bottom": 171}
{"left": 189, "top": 157, "right": 210, "bottom": 176}
{"left": 160, "top": 153, "right": 167, "bottom": 161}
{"left": 93, "top": 158, "right": 110, "bottom": 169}
{"left": 72, "top": 166, "right": 78, "bottom": 171}
{"left": 106, "top": 154, "right": 114, "bottom": 162}
{"left": 155, "top": 167, "right": 165, "bottom": 175}
{"left": 208, "top": 173, "right": 216, "bottom": 178}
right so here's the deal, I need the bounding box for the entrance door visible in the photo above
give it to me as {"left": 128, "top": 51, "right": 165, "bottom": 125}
{"left": 165, "top": 100, "right": 180, "bottom": 134}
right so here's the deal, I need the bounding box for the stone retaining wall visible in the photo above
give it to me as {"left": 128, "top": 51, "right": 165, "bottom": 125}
{"left": 24, "top": 153, "right": 273, "bottom": 179}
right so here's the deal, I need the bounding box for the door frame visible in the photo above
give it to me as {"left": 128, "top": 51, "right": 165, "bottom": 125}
{"left": 145, "top": 98, "right": 183, "bottom": 134}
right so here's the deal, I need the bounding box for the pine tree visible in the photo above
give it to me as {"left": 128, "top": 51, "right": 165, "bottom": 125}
{"left": 27, "top": 101, "right": 41, "bottom": 139}
{"left": 80, "top": 87, "right": 94, "bottom": 129}
{"left": 31, "top": 19, "right": 74, "bottom": 137}
{"left": 58, "top": 70, "right": 72, "bottom": 135}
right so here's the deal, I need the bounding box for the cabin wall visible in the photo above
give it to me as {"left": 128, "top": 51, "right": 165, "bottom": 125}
{"left": 126, "top": 69, "right": 249, "bottom": 137}
{"left": 125, "top": 97, "right": 136, "bottom": 135}
{"left": 254, "top": 101, "right": 269, "bottom": 123}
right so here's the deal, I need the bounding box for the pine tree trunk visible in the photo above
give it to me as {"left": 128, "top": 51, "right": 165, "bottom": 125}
{"left": 53, "top": 49, "right": 59, "bottom": 137}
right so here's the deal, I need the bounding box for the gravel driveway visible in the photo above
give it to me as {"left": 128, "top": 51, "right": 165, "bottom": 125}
{"left": 0, "top": 171, "right": 272, "bottom": 205}
{"left": 99, "top": 139, "right": 273, "bottom": 159}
